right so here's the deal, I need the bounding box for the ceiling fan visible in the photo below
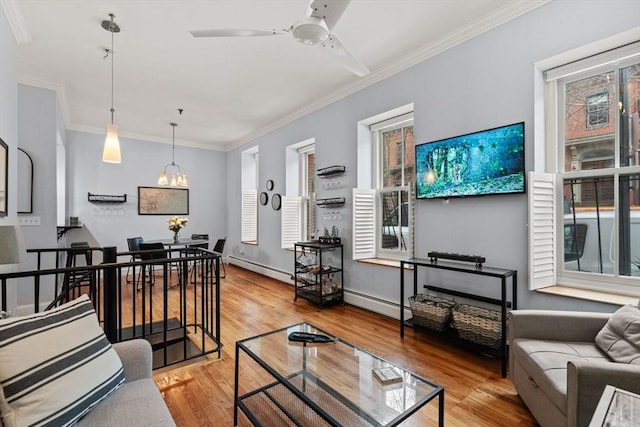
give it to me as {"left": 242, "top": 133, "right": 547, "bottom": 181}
{"left": 190, "top": 0, "right": 370, "bottom": 77}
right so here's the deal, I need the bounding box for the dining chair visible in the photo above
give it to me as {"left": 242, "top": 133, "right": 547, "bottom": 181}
{"left": 189, "top": 233, "right": 209, "bottom": 283}
{"left": 126, "top": 236, "right": 144, "bottom": 283}
{"left": 138, "top": 242, "right": 167, "bottom": 288}
{"left": 213, "top": 237, "right": 226, "bottom": 278}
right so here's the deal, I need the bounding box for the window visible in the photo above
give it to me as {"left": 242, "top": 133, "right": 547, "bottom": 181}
{"left": 531, "top": 42, "right": 640, "bottom": 295}
{"left": 586, "top": 91, "right": 610, "bottom": 127}
{"left": 300, "top": 145, "right": 316, "bottom": 240}
{"left": 282, "top": 140, "right": 315, "bottom": 249}
{"left": 354, "top": 109, "right": 414, "bottom": 261}
{"left": 241, "top": 147, "right": 258, "bottom": 243}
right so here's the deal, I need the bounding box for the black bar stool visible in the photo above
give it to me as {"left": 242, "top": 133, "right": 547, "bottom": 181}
{"left": 62, "top": 242, "right": 96, "bottom": 302}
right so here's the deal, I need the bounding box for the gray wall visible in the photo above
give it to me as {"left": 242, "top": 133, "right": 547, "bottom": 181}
{"left": 225, "top": 0, "right": 640, "bottom": 314}
{"left": 2, "top": 1, "right": 640, "bottom": 316}
{"left": 14, "top": 85, "right": 227, "bottom": 307}
{"left": 16, "top": 85, "right": 60, "bottom": 305}
{"left": 0, "top": 8, "right": 19, "bottom": 311}
{"left": 0, "top": 9, "right": 18, "bottom": 222}
{"left": 64, "top": 130, "right": 227, "bottom": 252}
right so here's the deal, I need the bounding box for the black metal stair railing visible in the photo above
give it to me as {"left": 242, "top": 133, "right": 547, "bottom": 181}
{"left": 0, "top": 246, "right": 222, "bottom": 370}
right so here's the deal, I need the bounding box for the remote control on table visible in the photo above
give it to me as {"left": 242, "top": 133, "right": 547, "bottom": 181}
{"left": 288, "top": 332, "right": 336, "bottom": 343}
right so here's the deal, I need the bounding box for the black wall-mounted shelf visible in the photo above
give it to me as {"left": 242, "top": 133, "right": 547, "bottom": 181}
{"left": 317, "top": 165, "right": 345, "bottom": 177}
{"left": 88, "top": 193, "right": 127, "bottom": 203}
{"left": 316, "top": 197, "right": 345, "bottom": 207}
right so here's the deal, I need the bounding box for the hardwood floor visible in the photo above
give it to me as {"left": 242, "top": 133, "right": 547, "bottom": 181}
{"left": 151, "top": 264, "right": 538, "bottom": 426}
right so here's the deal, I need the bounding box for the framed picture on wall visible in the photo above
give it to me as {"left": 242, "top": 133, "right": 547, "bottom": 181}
{"left": 0, "top": 138, "right": 7, "bottom": 217}
{"left": 138, "top": 186, "right": 189, "bottom": 215}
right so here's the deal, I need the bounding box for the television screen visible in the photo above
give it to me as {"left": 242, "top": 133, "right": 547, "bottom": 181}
{"left": 415, "top": 122, "right": 525, "bottom": 199}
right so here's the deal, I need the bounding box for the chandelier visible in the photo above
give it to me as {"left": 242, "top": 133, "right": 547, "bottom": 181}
{"left": 158, "top": 122, "right": 188, "bottom": 187}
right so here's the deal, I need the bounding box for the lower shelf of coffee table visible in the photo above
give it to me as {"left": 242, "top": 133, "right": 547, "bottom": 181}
{"left": 238, "top": 372, "right": 377, "bottom": 427}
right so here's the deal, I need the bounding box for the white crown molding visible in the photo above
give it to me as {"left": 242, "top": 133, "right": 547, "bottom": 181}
{"left": 227, "top": 0, "right": 553, "bottom": 152}
{"left": 14, "top": 0, "right": 552, "bottom": 153}
{"left": 1, "top": 0, "right": 31, "bottom": 44}
{"left": 18, "top": 75, "right": 224, "bottom": 151}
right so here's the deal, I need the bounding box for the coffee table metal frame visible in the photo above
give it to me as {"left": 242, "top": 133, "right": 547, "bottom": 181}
{"left": 234, "top": 322, "right": 444, "bottom": 426}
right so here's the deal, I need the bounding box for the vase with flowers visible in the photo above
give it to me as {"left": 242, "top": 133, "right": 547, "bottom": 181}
{"left": 168, "top": 216, "right": 188, "bottom": 243}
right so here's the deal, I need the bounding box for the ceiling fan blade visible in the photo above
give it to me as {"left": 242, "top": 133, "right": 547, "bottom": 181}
{"left": 190, "top": 29, "right": 285, "bottom": 38}
{"left": 310, "top": 0, "right": 351, "bottom": 31}
{"left": 318, "top": 32, "right": 369, "bottom": 77}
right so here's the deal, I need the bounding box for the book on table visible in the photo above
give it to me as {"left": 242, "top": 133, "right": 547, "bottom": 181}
{"left": 372, "top": 367, "right": 403, "bottom": 385}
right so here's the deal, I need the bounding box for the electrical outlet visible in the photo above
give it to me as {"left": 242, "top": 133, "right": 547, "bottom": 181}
{"left": 18, "top": 216, "right": 41, "bottom": 226}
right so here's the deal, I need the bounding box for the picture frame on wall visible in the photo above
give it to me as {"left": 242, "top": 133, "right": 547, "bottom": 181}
{"left": 138, "top": 186, "right": 189, "bottom": 215}
{"left": 0, "top": 138, "right": 7, "bottom": 217}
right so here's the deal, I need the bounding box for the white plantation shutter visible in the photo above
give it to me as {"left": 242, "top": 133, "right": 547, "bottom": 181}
{"left": 352, "top": 188, "right": 376, "bottom": 260}
{"left": 281, "top": 196, "right": 302, "bottom": 249}
{"left": 241, "top": 189, "right": 257, "bottom": 242}
{"left": 528, "top": 172, "right": 556, "bottom": 290}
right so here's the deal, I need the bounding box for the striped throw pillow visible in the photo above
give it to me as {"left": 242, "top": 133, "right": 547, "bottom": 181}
{"left": 0, "top": 295, "right": 125, "bottom": 427}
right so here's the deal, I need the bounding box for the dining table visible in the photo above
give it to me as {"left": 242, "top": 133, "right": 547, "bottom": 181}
{"left": 143, "top": 237, "right": 209, "bottom": 248}
{"left": 142, "top": 237, "right": 209, "bottom": 285}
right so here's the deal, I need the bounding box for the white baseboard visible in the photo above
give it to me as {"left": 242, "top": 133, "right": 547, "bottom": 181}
{"left": 228, "top": 256, "right": 293, "bottom": 284}
{"left": 228, "top": 256, "right": 411, "bottom": 321}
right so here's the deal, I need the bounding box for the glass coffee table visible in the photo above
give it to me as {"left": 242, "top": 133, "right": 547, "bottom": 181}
{"left": 234, "top": 322, "right": 444, "bottom": 426}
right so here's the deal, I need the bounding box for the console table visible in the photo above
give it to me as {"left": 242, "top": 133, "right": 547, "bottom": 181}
{"left": 400, "top": 257, "right": 517, "bottom": 377}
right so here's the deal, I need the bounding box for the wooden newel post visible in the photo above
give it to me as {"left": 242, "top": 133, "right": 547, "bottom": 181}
{"left": 103, "top": 246, "right": 118, "bottom": 343}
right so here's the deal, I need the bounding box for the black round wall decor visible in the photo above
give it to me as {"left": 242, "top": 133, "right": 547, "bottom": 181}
{"left": 266, "top": 179, "right": 274, "bottom": 191}
{"left": 259, "top": 192, "right": 269, "bottom": 205}
{"left": 271, "top": 193, "right": 281, "bottom": 211}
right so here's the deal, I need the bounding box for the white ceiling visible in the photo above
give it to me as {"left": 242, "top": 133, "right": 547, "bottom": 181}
{"left": 5, "top": 0, "right": 549, "bottom": 151}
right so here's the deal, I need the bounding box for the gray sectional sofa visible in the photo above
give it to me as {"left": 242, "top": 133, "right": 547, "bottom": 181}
{"left": 77, "top": 339, "right": 176, "bottom": 426}
{"left": 508, "top": 309, "right": 640, "bottom": 427}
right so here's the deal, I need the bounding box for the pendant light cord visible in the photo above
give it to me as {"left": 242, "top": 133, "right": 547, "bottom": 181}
{"left": 171, "top": 123, "right": 176, "bottom": 165}
{"left": 110, "top": 15, "right": 115, "bottom": 124}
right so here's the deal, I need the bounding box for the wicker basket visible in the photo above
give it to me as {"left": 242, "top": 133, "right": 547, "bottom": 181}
{"left": 408, "top": 294, "right": 455, "bottom": 331}
{"left": 452, "top": 304, "right": 502, "bottom": 349}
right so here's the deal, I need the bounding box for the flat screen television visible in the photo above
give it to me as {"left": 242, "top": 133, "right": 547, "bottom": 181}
{"left": 415, "top": 122, "right": 525, "bottom": 199}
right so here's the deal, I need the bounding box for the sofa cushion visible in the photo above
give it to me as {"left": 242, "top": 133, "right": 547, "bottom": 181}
{"left": 511, "top": 338, "right": 609, "bottom": 415}
{"left": 595, "top": 305, "right": 640, "bottom": 364}
{"left": 76, "top": 379, "right": 175, "bottom": 427}
{"left": 0, "top": 295, "right": 125, "bottom": 427}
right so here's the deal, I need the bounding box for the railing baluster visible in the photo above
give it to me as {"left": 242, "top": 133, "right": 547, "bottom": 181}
{"left": 1, "top": 246, "right": 222, "bottom": 368}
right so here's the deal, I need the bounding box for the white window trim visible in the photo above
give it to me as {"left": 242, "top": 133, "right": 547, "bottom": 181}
{"left": 281, "top": 196, "right": 302, "bottom": 249}
{"left": 354, "top": 106, "right": 415, "bottom": 261}
{"left": 299, "top": 144, "right": 315, "bottom": 242}
{"left": 241, "top": 147, "right": 259, "bottom": 243}
{"left": 528, "top": 172, "right": 556, "bottom": 290}
{"left": 282, "top": 139, "right": 315, "bottom": 249}
{"left": 241, "top": 189, "right": 257, "bottom": 243}
{"left": 533, "top": 41, "right": 640, "bottom": 295}
{"left": 376, "top": 186, "right": 413, "bottom": 260}
{"left": 353, "top": 188, "right": 376, "bottom": 260}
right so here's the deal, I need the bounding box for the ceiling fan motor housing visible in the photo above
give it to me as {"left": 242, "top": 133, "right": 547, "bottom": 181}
{"left": 292, "top": 16, "right": 329, "bottom": 45}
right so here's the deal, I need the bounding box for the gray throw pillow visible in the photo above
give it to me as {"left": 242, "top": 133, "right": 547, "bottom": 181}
{"left": 595, "top": 305, "right": 640, "bottom": 364}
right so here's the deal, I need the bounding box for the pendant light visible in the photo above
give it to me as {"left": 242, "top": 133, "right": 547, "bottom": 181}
{"left": 158, "top": 122, "right": 188, "bottom": 187}
{"left": 101, "top": 13, "right": 121, "bottom": 163}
